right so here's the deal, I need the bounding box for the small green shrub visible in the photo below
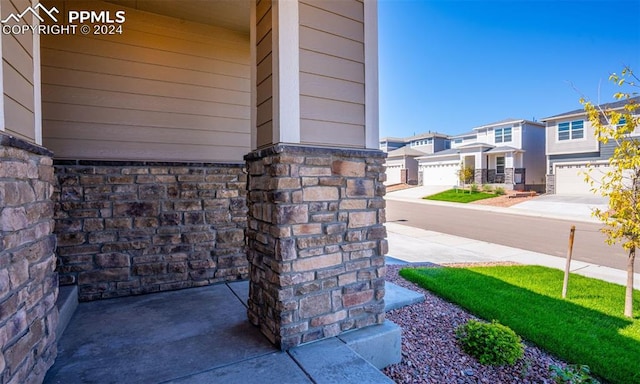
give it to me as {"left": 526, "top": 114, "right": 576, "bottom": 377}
{"left": 482, "top": 184, "right": 493, "bottom": 193}
{"left": 549, "top": 364, "right": 600, "bottom": 384}
{"left": 494, "top": 186, "right": 506, "bottom": 195}
{"left": 470, "top": 183, "right": 480, "bottom": 193}
{"left": 455, "top": 320, "right": 524, "bottom": 366}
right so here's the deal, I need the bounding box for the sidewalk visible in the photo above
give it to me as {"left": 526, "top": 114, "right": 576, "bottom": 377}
{"left": 386, "top": 222, "right": 640, "bottom": 289}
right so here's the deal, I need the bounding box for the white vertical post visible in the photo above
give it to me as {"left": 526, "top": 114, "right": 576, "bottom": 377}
{"left": 250, "top": 0, "right": 257, "bottom": 150}
{"left": 33, "top": 0, "right": 42, "bottom": 145}
{"left": 0, "top": 1, "right": 5, "bottom": 132}
{"left": 364, "top": 0, "right": 379, "bottom": 149}
{"left": 271, "top": 0, "right": 300, "bottom": 144}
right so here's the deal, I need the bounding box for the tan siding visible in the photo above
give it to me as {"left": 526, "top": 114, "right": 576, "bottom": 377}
{"left": 44, "top": 121, "right": 248, "bottom": 147}
{"left": 299, "top": 2, "right": 363, "bottom": 42}
{"left": 299, "top": 73, "right": 364, "bottom": 104}
{"left": 300, "top": 119, "right": 364, "bottom": 148}
{"left": 298, "top": 0, "right": 365, "bottom": 148}
{"left": 4, "top": 63, "right": 34, "bottom": 111}
{"left": 4, "top": 96, "right": 34, "bottom": 139}
{"left": 43, "top": 103, "right": 248, "bottom": 133}
{"left": 41, "top": 1, "right": 250, "bottom": 162}
{"left": 299, "top": 26, "right": 364, "bottom": 63}
{"left": 300, "top": 96, "right": 364, "bottom": 126}
{"left": 255, "top": 0, "right": 273, "bottom": 148}
{"left": 43, "top": 85, "right": 248, "bottom": 120}
{"left": 41, "top": 62, "right": 249, "bottom": 105}
{"left": 44, "top": 138, "right": 245, "bottom": 162}
{"left": 2, "top": 0, "right": 35, "bottom": 141}
{"left": 300, "top": 50, "right": 364, "bottom": 83}
{"left": 301, "top": 0, "right": 364, "bottom": 22}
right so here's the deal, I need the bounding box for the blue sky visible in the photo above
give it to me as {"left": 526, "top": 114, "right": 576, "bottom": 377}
{"left": 378, "top": 0, "right": 640, "bottom": 137}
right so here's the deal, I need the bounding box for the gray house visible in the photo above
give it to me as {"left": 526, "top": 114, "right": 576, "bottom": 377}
{"left": 543, "top": 96, "right": 640, "bottom": 195}
{"left": 417, "top": 119, "right": 546, "bottom": 190}
{"left": 380, "top": 131, "right": 450, "bottom": 185}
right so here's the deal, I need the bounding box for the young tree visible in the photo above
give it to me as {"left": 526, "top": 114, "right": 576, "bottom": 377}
{"left": 458, "top": 164, "right": 474, "bottom": 189}
{"left": 581, "top": 67, "right": 639, "bottom": 318}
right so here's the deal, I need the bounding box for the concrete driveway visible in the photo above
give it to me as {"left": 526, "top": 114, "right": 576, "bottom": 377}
{"left": 510, "top": 194, "right": 608, "bottom": 222}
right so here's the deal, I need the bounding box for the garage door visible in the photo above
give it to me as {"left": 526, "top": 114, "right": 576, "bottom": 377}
{"left": 385, "top": 164, "right": 402, "bottom": 185}
{"left": 555, "top": 163, "right": 612, "bottom": 195}
{"left": 422, "top": 162, "right": 460, "bottom": 186}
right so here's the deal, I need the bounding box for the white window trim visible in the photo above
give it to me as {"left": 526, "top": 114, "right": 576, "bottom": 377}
{"left": 556, "top": 120, "right": 586, "bottom": 142}
{"left": 494, "top": 127, "right": 513, "bottom": 144}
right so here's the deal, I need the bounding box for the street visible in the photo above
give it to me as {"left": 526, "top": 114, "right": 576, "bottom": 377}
{"left": 385, "top": 199, "right": 635, "bottom": 271}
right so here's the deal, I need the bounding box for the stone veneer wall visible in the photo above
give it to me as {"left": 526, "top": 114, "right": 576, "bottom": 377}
{"left": 546, "top": 174, "right": 556, "bottom": 194}
{"left": 0, "top": 134, "right": 58, "bottom": 384}
{"left": 245, "top": 145, "right": 387, "bottom": 350}
{"left": 53, "top": 161, "right": 248, "bottom": 301}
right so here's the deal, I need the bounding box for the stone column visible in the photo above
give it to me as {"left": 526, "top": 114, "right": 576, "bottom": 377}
{"left": 505, "top": 168, "right": 515, "bottom": 185}
{"left": 245, "top": 144, "right": 386, "bottom": 349}
{"left": 474, "top": 168, "right": 487, "bottom": 184}
{"left": 0, "top": 134, "right": 58, "bottom": 384}
{"left": 546, "top": 174, "right": 556, "bottom": 194}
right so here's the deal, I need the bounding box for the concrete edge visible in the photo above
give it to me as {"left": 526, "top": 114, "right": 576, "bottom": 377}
{"left": 338, "top": 320, "right": 402, "bottom": 369}
{"left": 385, "top": 281, "right": 425, "bottom": 312}
{"left": 289, "top": 336, "right": 395, "bottom": 384}
{"left": 55, "top": 285, "right": 78, "bottom": 341}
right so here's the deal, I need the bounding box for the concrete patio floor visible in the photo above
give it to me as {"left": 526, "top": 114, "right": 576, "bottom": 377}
{"left": 44, "top": 280, "right": 411, "bottom": 384}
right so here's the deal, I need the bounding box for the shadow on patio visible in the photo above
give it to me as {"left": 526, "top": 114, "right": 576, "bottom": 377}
{"left": 44, "top": 281, "right": 406, "bottom": 383}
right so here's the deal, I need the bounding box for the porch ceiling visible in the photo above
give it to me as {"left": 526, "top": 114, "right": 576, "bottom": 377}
{"left": 105, "top": 0, "right": 250, "bottom": 32}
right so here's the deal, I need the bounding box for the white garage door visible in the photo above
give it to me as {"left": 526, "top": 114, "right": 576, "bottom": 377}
{"left": 422, "top": 162, "right": 460, "bottom": 186}
{"left": 555, "top": 162, "right": 612, "bottom": 195}
{"left": 385, "top": 164, "right": 402, "bottom": 186}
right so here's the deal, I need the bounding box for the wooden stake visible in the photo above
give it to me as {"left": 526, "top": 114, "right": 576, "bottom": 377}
{"left": 562, "top": 225, "right": 576, "bottom": 299}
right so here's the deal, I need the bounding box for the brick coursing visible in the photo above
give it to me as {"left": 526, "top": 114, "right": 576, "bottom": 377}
{"left": 245, "top": 145, "right": 387, "bottom": 350}
{"left": 0, "top": 134, "right": 58, "bottom": 384}
{"left": 52, "top": 161, "right": 248, "bottom": 301}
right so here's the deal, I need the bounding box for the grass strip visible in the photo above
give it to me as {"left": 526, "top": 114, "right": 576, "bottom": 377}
{"left": 423, "top": 189, "right": 497, "bottom": 203}
{"left": 399, "top": 265, "right": 640, "bottom": 384}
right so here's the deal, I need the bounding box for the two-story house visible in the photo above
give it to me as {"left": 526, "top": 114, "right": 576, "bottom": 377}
{"left": 381, "top": 132, "right": 450, "bottom": 185}
{"left": 417, "top": 119, "right": 546, "bottom": 191}
{"left": 543, "top": 96, "right": 640, "bottom": 195}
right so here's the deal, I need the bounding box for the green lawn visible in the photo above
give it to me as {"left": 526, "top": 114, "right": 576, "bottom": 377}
{"left": 423, "top": 189, "right": 497, "bottom": 203}
{"left": 399, "top": 265, "right": 640, "bottom": 384}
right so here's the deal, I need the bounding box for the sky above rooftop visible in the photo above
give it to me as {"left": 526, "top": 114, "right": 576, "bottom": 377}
{"left": 378, "top": 0, "right": 640, "bottom": 138}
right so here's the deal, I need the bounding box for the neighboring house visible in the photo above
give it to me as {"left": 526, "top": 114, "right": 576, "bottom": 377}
{"left": 381, "top": 131, "right": 450, "bottom": 185}
{"left": 385, "top": 146, "right": 427, "bottom": 185}
{"left": 417, "top": 119, "right": 546, "bottom": 191}
{"left": 0, "top": 1, "right": 389, "bottom": 382}
{"left": 379, "top": 136, "right": 406, "bottom": 152}
{"left": 543, "top": 96, "right": 640, "bottom": 195}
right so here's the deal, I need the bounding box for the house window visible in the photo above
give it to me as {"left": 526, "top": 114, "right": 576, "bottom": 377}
{"left": 558, "top": 120, "right": 584, "bottom": 140}
{"left": 495, "top": 127, "right": 512, "bottom": 143}
{"left": 496, "top": 156, "right": 505, "bottom": 174}
{"left": 454, "top": 138, "right": 463, "bottom": 144}
{"left": 426, "top": 138, "right": 433, "bottom": 144}
{"left": 618, "top": 117, "right": 627, "bottom": 126}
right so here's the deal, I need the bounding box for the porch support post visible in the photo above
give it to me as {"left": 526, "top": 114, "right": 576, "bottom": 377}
{"left": 247, "top": 0, "right": 387, "bottom": 349}
{"left": 245, "top": 146, "right": 387, "bottom": 349}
